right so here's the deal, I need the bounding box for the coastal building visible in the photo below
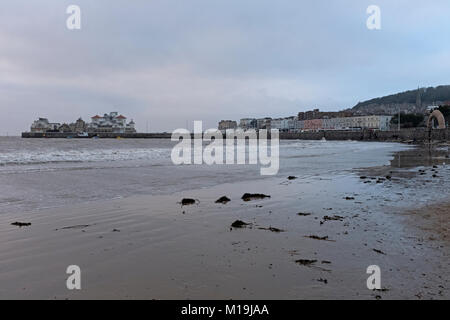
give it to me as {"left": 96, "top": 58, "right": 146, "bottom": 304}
{"left": 298, "top": 109, "right": 353, "bottom": 120}
{"left": 29, "top": 112, "right": 136, "bottom": 134}
{"left": 30, "top": 118, "right": 60, "bottom": 133}
{"left": 227, "top": 115, "right": 392, "bottom": 133}
{"left": 214, "top": 112, "right": 394, "bottom": 134}
{"left": 426, "top": 106, "right": 440, "bottom": 112}
{"left": 331, "top": 115, "right": 392, "bottom": 131}
{"left": 304, "top": 119, "right": 323, "bottom": 131}
{"left": 59, "top": 123, "right": 71, "bottom": 133}
{"left": 218, "top": 120, "right": 237, "bottom": 131}
{"left": 294, "top": 119, "right": 305, "bottom": 131}
{"left": 322, "top": 118, "right": 337, "bottom": 130}
{"left": 359, "top": 115, "right": 392, "bottom": 131}
{"left": 270, "top": 119, "right": 285, "bottom": 131}
{"left": 70, "top": 118, "right": 87, "bottom": 133}
{"left": 239, "top": 118, "right": 257, "bottom": 130}
{"left": 295, "top": 115, "right": 392, "bottom": 131}
{"left": 256, "top": 118, "right": 272, "bottom": 130}
{"left": 271, "top": 117, "right": 297, "bottom": 132}
{"left": 88, "top": 112, "right": 136, "bottom": 133}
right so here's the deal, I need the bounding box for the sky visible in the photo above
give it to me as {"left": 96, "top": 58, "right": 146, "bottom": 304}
{"left": 1, "top": 0, "right": 450, "bottom": 134}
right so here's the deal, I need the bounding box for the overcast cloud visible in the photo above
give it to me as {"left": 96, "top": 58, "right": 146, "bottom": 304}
{"left": 1, "top": 0, "right": 450, "bottom": 134}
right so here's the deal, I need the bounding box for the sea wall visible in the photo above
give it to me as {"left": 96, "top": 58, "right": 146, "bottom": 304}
{"left": 281, "top": 128, "right": 449, "bottom": 142}
{"left": 22, "top": 128, "right": 450, "bottom": 142}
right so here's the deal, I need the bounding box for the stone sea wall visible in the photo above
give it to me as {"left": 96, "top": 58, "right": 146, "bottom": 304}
{"left": 21, "top": 132, "right": 173, "bottom": 139}
{"left": 22, "top": 128, "right": 449, "bottom": 142}
{"left": 282, "top": 128, "right": 449, "bottom": 142}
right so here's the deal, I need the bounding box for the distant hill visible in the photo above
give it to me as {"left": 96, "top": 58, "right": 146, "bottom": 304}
{"left": 351, "top": 85, "right": 450, "bottom": 115}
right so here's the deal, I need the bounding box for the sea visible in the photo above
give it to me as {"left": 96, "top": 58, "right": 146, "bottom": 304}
{"left": 0, "top": 136, "right": 446, "bottom": 215}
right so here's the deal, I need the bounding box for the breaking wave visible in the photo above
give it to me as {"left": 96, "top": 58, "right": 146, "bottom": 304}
{"left": 0, "top": 148, "right": 171, "bottom": 166}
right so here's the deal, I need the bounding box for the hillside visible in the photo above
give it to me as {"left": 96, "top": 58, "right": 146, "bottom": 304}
{"left": 351, "top": 85, "right": 450, "bottom": 115}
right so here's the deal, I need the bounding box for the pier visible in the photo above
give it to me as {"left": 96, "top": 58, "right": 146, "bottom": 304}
{"left": 21, "top": 128, "right": 450, "bottom": 142}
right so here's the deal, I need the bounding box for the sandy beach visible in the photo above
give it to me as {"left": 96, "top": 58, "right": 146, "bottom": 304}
{"left": 0, "top": 141, "right": 448, "bottom": 300}
{"left": 3, "top": 0, "right": 450, "bottom": 305}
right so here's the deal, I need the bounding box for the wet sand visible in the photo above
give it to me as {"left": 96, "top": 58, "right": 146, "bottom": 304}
{"left": 0, "top": 144, "right": 449, "bottom": 300}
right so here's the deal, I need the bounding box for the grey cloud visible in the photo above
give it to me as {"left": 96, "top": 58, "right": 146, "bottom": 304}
{"left": 1, "top": 0, "right": 450, "bottom": 134}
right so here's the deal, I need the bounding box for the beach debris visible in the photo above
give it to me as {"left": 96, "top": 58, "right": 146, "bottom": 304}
{"left": 360, "top": 176, "right": 367, "bottom": 179}
{"left": 215, "top": 196, "right": 231, "bottom": 204}
{"left": 305, "top": 235, "right": 334, "bottom": 241}
{"left": 320, "top": 215, "right": 345, "bottom": 225}
{"left": 373, "top": 249, "right": 386, "bottom": 255}
{"left": 59, "top": 224, "right": 91, "bottom": 230}
{"left": 317, "top": 278, "right": 328, "bottom": 284}
{"left": 296, "top": 259, "right": 331, "bottom": 272}
{"left": 11, "top": 221, "right": 31, "bottom": 227}
{"left": 321, "top": 260, "right": 332, "bottom": 264}
{"left": 385, "top": 175, "right": 392, "bottom": 180}
{"left": 323, "top": 215, "right": 344, "bottom": 222}
{"left": 231, "top": 220, "right": 251, "bottom": 229}
{"left": 297, "top": 212, "right": 311, "bottom": 216}
{"left": 180, "top": 198, "right": 197, "bottom": 206}
{"left": 258, "top": 227, "right": 285, "bottom": 233}
{"left": 295, "top": 259, "right": 317, "bottom": 266}
{"left": 241, "top": 193, "right": 271, "bottom": 201}
{"left": 287, "top": 176, "right": 297, "bottom": 180}
{"left": 112, "top": 229, "right": 121, "bottom": 232}
{"left": 344, "top": 196, "right": 355, "bottom": 200}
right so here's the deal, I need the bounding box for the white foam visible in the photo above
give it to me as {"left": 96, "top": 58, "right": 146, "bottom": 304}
{"left": 0, "top": 148, "right": 171, "bottom": 166}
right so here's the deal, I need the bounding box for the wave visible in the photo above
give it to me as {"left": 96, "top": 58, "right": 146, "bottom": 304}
{"left": 0, "top": 148, "right": 171, "bottom": 166}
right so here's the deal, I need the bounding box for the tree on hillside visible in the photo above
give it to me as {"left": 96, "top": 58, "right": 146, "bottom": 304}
{"left": 438, "top": 105, "right": 450, "bottom": 118}
{"left": 390, "top": 113, "right": 425, "bottom": 128}
{"left": 354, "top": 85, "right": 450, "bottom": 109}
{"left": 438, "top": 105, "right": 450, "bottom": 126}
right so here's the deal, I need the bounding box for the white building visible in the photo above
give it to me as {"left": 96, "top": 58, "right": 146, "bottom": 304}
{"left": 294, "top": 119, "right": 305, "bottom": 131}
{"left": 322, "top": 115, "right": 392, "bottom": 131}
{"left": 270, "top": 119, "right": 283, "bottom": 130}
{"left": 218, "top": 120, "right": 237, "bottom": 131}
{"left": 239, "top": 118, "right": 257, "bottom": 130}
{"left": 256, "top": 118, "right": 272, "bottom": 130}
{"left": 271, "top": 118, "right": 295, "bottom": 132}
{"left": 30, "top": 118, "right": 60, "bottom": 133}
{"left": 89, "top": 112, "right": 136, "bottom": 133}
